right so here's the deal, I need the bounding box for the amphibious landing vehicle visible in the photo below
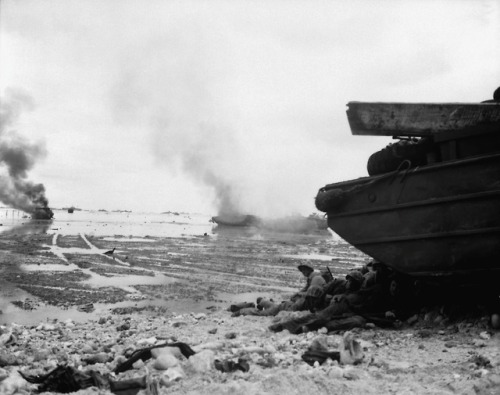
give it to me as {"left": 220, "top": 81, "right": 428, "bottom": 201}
{"left": 315, "top": 100, "right": 500, "bottom": 288}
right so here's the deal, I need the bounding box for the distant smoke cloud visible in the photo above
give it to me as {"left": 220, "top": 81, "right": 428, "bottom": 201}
{"left": 150, "top": 115, "right": 246, "bottom": 216}
{"left": 0, "top": 88, "right": 51, "bottom": 215}
{"left": 109, "top": 27, "right": 266, "bottom": 217}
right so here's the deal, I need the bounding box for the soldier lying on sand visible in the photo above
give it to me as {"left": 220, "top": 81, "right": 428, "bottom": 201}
{"left": 231, "top": 264, "right": 327, "bottom": 317}
{"left": 268, "top": 269, "right": 394, "bottom": 334}
{"left": 233, "top": 266, "right": 368, "bottom": 317}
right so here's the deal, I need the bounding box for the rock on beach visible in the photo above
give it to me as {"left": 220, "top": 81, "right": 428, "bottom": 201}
{"left": 0, "top": 308, "right": 498, "bottom": 395}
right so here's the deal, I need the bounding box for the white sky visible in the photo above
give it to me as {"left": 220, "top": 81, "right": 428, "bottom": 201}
{"left": 0, "top": 0, "right": 499, "bottom": 216}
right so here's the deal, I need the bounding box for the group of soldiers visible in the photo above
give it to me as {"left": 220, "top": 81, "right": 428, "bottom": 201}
{"left": 232, "top": 261, "right": 397, "bottom": 334}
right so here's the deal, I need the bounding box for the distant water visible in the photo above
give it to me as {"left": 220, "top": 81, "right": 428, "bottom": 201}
{"left": 0, "top": 208, "right": 214, "bottom": 238}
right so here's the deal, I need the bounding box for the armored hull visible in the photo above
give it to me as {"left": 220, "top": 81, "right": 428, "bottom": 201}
{"left": 316, "top": 101, "right": 500, "bottom": 282}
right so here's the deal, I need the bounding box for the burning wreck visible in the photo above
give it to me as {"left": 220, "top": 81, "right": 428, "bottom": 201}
{"left": 0, "top": 89, "right": 53, "bottom": 221}
{"left": 211, "top": 213, "right": 327, "bottom": 233}
{"left": 32, "top": 206, "right": 54, "bottom": 220}
{"left": 211, "top": 214, "right": 262, "bottom": 227}
{"left": 315, "top": 92, "right": 500, "bottom": 289}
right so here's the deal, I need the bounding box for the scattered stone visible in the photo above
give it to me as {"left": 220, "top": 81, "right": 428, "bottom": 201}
{"left": 151, "top": 346, "right": 185, "bottom": 361}
{"left": 189, "top": 350, "right": 215, "bottom": 373}
{"left": 81, "top": 344, "right": 94, "bottom": 354}
{"left": 0, "top": 354, "right": 18, "bottom": 367}
{"left": 132, "top": 359, "right": 145, "bottom": 369}
{"left": 36, "top": 323, "right": 57, "bottom": 331}
{"left": 83, "top": 352, "right": 111, "bottom": 365}
{"left": 487, "top": 373, "right": 500, "bottom": 386}
{"left": 470, "top": 354, "right": 491, "bottom": 368}
{"left": 309, "top": 336, "right": 329, "bottom": 352}
{"left": 161, "top": 366, "right": 185, "bottom": 383}
{"left": 33, "top": 349, "right": 51, "bottom": 362}
{"left": 386, "top": 360, "right": 412, "bottom": 373}
{"left": 339, "top": 331, "right": 364, "bottom": 365}
{"left": 479, "top": 331, "right": 491, "bottom": 340}
{"left": 343, "top": 369, "right": 360, "bottom": 380}
{"left": 328, "top": 365, "right": 344, "bottom": 378}
{"left": 77, "top": 303, "right": 95, "bottom": 313}
{"left": 153, "top": 354, "right": 180, "bottom": 370}
{"left": 0, "top": 371, "right": 30, "bottom": 394}
{"left": 172, "top": 321, "right": 188, "bottom": 328}
{"left": 116, "top": 322, "right": 131, "bottom": 331}
{"left": 193, "top": 342, "right": 224, "bottom": 352}
{"left": 137, "top": 337, "right": 157, "bottom": 346}
{"left": 472, "top": 339, "right": 487, "bottom": 348}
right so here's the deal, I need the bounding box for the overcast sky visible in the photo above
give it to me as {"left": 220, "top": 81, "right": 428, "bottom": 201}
{"left": 0, "top": 0, "right": 499, "bottom": 216}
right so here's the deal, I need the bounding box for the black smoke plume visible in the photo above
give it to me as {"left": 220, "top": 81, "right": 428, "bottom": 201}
{"left": 0, "top": 88, "right": 53, "bottom": 219}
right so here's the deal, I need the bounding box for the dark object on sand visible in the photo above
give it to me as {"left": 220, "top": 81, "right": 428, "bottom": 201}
{"left": 19, "top": 365, "right": 108, "bottom": 393}
{"left": 20, "top": 365, "right": 148, "bottom": 394}
{"left": 32, "top": 207, "right": 54, "bottom": 220}
{"left": 103, "top": 247, "right": 116, "bottom": 256}
{"left": 113, "top": 342, "right": 196, "bottom": 374}
{"left": 301, "top": 350, "right": 341, "bottom": 366}
{"left": 228, "top": 302, "right": 256, "bottom": 312}
{"left": 77, "top": 303, "right": 95, "bottom": 313}
{"left": 109, "top": 376, "right": 147, "bottom": 395}
{"left": 211, "top": 214, "right": 261, "bottom": 227}
{"left": 315, "top": 98, "right": 500, "bottom": 287}
{"left": 67, "top": 207, "right": 74, "bottom": 213}
{"left": 214, "top": 358, "right": 250, "bottom": 373}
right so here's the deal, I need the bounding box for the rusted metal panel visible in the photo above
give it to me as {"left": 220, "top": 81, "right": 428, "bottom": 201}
{"left": 316, "top": 153, "right": 500, "bottom": 278}
{"left": 346, "top": 102, "right": 500, "bottom": 137}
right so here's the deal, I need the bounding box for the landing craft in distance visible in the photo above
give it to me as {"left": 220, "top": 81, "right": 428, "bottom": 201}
{"left": 211, "top": 214, "right": 262, "bottom": 227}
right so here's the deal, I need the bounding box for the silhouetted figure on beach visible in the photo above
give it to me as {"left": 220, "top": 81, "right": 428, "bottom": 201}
{"left": 232, "top": 264, "right": 327, "bottom": 317}
{"left": 103, "top": 247, "right": 116, "bottom": 259}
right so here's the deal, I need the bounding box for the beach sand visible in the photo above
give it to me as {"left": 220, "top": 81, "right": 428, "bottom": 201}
{"left": 0, "top": 214, "right": 499, "bottom": 394}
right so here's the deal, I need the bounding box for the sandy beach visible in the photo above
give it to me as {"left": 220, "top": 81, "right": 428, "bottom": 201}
{"left": 1, "top": 210, "right": 499, "bottom": 394}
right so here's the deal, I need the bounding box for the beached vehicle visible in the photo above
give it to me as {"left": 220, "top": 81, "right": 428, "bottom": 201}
{"left": 315, "top": 100, "right": 500, "bottom": 288}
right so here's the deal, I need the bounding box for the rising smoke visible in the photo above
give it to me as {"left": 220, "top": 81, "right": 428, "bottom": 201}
{"left": 150, "top": 115, "right": 247, "bottom": 217}
{"left": 0, "top": 88, "right": 53, "bottom": 218}
{"left": 109, "top": 19, "right": 332, "bottom": 219}
{"left": 110, "top": 30, "right": 303, "bottom": 218}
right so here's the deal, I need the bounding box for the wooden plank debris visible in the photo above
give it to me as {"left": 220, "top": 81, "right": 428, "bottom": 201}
{"left": 346, "top": 102, "right": 500, "bottom": 137}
